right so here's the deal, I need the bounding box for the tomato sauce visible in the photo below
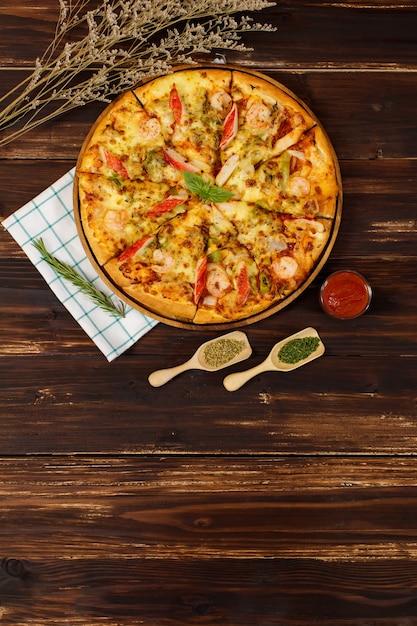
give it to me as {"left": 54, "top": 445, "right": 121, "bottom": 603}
{"left": 320, "top": 270, "right": 372, "bottom": 319}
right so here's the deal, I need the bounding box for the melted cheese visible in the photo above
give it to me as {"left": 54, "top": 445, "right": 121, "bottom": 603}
{"left": 79, "top": 91, "right": 165, "bottom": 180}
{"left": 78, "top": 173, "right": 186, "bottom": 263}
{"left": 135, "top": 69, "right": 232, "bottom": 171}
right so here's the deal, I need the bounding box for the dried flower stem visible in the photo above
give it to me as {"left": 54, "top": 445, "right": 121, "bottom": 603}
{"left": 0, "top": 0, "right": 276, "bottom": 147}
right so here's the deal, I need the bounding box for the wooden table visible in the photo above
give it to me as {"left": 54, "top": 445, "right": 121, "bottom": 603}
{"left": 1, "top": 1, "right": 417, "bottom": 623}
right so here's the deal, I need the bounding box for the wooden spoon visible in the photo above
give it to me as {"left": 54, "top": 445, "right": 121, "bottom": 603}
{"left": 223, "top": 327, "right": 324, "bottom": 392}
{"left": 148, "top": 330, "right": 252, "bottom": 387}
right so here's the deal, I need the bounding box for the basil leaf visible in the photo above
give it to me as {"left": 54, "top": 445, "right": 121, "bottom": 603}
{"left": 183, "top": 171, "right": 234, "bottom": 203}
{"left": 205, "top": 186, "right": 234, "bottom": 202}
{"left": 183, "top": 171, "right": 205, "bottom": 195}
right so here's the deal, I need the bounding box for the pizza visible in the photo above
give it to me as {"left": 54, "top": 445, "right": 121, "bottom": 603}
{"left": 74, "top": 66, "right": 341, "bottom": 325}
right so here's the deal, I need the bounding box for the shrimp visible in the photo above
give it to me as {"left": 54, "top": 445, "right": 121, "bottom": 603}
{"left": 246, "top": 103, "right": 271, "bottom": 129}
{"left": 210, "top": 90, "right": 232, "bottom": 115}
{"left": 287, "top": 176, "right": 311, "bottom": 197}
{"left": 151, "top": 249, "right": 174, "bottom": 275}
{"left": 272, "top": 256, "right": 298, "bottom": 280}
{"left": 139, "top": 117, "right": 161, "bottom": 141}
{"left": 206, "top": 263, "right": 232, "bottom": 299}
{"left": 104, "top": 209, "right": 127, "bottom": 232}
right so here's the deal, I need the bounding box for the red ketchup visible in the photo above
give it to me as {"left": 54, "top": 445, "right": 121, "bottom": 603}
{"left": 319, "top": 270, "right": 372, "bottom": 319}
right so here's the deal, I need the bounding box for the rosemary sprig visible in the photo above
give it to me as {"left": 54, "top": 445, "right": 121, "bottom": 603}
{"left": 33, "top": 238, "right": 127, "bottom": 318}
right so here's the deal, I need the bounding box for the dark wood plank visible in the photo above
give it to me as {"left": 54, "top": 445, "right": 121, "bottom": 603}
{"left": 3, "top": 455, "right": 417, "bottom": 557}
{"left": 0, "top": 457, "right": 417, "bottom": 624}
{"left": 4, "top": 557, "right": 417, "bottom": 624}
{"left": 0, "top": 277, "right": 415, "bottom": 456}
{"left": 1, "top": 1, "right": 59, "bottom": 65}
{"left": 0, "top": 254, "right": 415, "bottom": 348}
{"left": 2, "top": 2, "right": 417, "bottom": 69}
{"left": 0, "top": 160, "right": 73, "bottom": 220}
{"left": 2, "top": 70, "right": 417, "bottom": 160}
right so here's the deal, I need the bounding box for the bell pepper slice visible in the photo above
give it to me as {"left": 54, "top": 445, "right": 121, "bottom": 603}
{"left": 281, "top": 151, "right": 291, "bottom": 189}
{"left": 208, "top": 249, "right": 222, "bottom": 263}
{"left": 259, "top": 270, "right": 271, "bottom": 293}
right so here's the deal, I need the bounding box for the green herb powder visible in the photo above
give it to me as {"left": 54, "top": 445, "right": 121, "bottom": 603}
{"left": 204, "top": 338, "right": 245, "bottom": 368}
{"left": 278, "top": 336, "right": 320, "bottom": 364}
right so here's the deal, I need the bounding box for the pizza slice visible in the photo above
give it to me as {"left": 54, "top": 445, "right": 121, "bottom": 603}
{"left": 216, "top": 125, "right": 339, "bottom": 224}
{"left": 282, "top": 214, "right": 333, "bottom": 270}
{"left": 215, "top": 200, "right": 332, "bottom": 302}
{"left": 104, "top": 203, "right": 210, "bottom": 322}
{"left": 247, "top": 126, "right": 339, "bottom": 219}
{"left": 217, "top": 71, "right": 316, "bottom": 177}
{"left": 134, "top": 68, "right": 233, "bottom": 176}
{"left": 193, "top": 205, "right": 271, "bottom": 324}
{"left": 77, "top": 90, "right": 166, "bottom": 181}
{"left": 77, "top": 172, "right": 189, "bottom": 265}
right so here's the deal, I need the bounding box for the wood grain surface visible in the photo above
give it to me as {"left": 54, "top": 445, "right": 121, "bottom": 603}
{"left": 1, "top": 1, "right": 417, "bottom": 623}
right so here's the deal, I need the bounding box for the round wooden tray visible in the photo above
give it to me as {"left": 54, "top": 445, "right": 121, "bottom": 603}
{"left": 74, "top": 64, "right": 342, "bottom": 330}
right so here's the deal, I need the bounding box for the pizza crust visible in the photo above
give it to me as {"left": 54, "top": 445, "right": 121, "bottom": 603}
{"left": 104, "top": 258, "right": 197, "bottom": 322}
{"left": 193, "top": 307, "right": 233, "bottom": 325}
{"left": 125, "top": 285, "right": 197, "bottom": 322}
{"left": 193, "top": 302, "right": 266, "bottom": 325}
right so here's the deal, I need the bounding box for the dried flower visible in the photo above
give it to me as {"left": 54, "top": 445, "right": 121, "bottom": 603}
{"left": 0, "top": 0, "right": 276, "bottom": 147}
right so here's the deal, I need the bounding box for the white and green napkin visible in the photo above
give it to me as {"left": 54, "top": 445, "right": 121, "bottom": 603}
{"left": 2, "top": 168, "right": 158, "bottom": 361}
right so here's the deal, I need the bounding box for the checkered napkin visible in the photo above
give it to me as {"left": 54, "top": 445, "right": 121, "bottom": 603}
{"left": 2, "top": 168, "right": 158, "bottom": 361}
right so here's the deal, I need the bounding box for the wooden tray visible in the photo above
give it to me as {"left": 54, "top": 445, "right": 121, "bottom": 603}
{"left": 74, "top": 64, "right": 342, "bottom": 330}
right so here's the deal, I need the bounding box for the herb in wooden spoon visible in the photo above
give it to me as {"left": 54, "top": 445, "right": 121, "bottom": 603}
{"left": 33, "top": 238, "right": 127, "bottom": 318}
{"left": 183, "top": 171, "right": 234, "bottom": 203}
{"left": 278, "top": 336, "right": 320, "bottom": 364}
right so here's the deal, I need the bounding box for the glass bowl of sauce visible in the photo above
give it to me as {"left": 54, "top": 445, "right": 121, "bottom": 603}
{"left": 319, "top": 270, "right": 372, "bottom": 320}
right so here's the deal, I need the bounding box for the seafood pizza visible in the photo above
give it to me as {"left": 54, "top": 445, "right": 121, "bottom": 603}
{"left": 75, "top": 66, "right": 341, "bottom": 325}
